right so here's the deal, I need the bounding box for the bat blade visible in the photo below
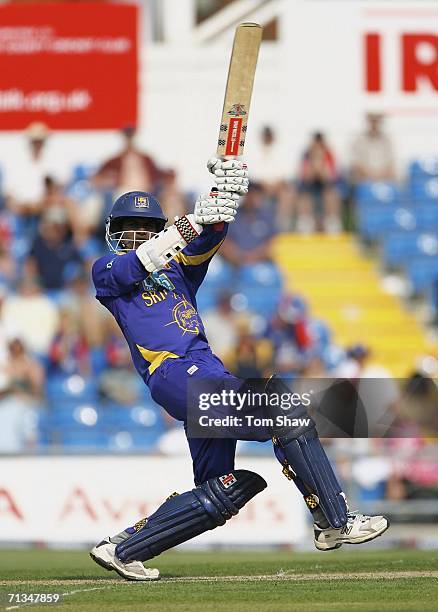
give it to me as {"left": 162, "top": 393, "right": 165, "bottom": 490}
{"left": 217, "top": 23, "right": 263, "bottom": 159}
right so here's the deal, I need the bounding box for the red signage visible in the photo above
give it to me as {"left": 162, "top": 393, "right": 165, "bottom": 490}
{"left": 0, "top": 3, "right": 138, "bottom": 130}
{"left": 365, "top": 31, "right": 438, "bottom": 93}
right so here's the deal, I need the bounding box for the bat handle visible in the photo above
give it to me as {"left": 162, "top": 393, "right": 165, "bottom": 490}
{"left": 210, "top": 187, "right": 225, "bottom": 231}
{"left": 211, "top": 155, "right": 235, "bottom": 231}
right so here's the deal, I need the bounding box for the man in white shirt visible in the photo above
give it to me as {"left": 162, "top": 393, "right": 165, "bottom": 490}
{"left": 351, "top": 113, "right": 395, "bottom": 182}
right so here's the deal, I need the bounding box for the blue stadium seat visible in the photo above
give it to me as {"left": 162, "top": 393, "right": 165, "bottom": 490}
{"left": 356, "top": 181, "right": 401, "bottom": 205}
{"left": 308, "top": 319, "right": 331, "bottom": 350}
{"left": 47, "top": 401, "right": 107, "bottom": 450}
{"left": 406, "top": 256, "right": 438, "bottom": 294}
{"left": 36, "top": 410, "right": 51, "bottom": 448}
{"left": 236, "top": 262, "right": 283, "bottom": 317}
{"left": 410, "top": 178, "right": 438, "bottom": 204}
{"left": 101, "top": 401, "right": 165, "bottom": 452}
{"left": 46, "top": 374, "right": 99, "bottom": 403}
{"left": 409, "top": 157, "right": 438, "bottom": 183}
{"left": 196, "top": 256, "right": 234, "bottom": 312}
{"left": 48, "top": 402, "right": 101, "bottom": 428}
{"left": 105, "top": 402, "right": 165, "bottom": 452}
{"left": 56, "top": 429, "right": 108, "bottom": 449}
{"left": 107, "top": 430, "right": 160, "bottom": 452}
{"left": 415, "top": 205, "right": 438, "bottom": 231}
{"left": 357, "top": 204, "right": 417, "bottom": 240}
{"left": 101, "top": 401, "right": 163, "bottom": 428}
{"left": 382, "top": 231, "right": 438, "bottom": 267}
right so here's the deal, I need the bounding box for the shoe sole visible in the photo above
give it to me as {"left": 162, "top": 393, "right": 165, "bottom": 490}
{"left": 89, "top": 550, "right": 160, "bottom": 582}
{"left": 315, "top": 517, "right": 390, "bottom": 551}
{"left": 89, "top": 551, "right": 114, "bottom": 572}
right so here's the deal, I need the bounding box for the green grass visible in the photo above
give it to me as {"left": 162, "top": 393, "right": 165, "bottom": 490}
{"left": 0, "top": 549, "right": 437, "bottom": 611}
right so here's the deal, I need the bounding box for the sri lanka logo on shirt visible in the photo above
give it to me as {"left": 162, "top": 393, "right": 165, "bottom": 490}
{"left": 165, "top": 297, "right": 200, "bottom": 335}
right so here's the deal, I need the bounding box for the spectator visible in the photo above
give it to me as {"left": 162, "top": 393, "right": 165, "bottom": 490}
{"left": 202, "top": 292, "right": 239, "bottom": 359}
{"left": 4, "top": 122, "right": 54, "bottom": 217}
{"left": 0, "top": 285, "right": 13, "bottom": 368}
{"left": 351, "top": 113, "right": 395, "bottom": 182}
{"left": 95, "top": 125, "right": 166, "bottom": 195}
{"left": 0, "top": 336, "right": 44, "bottom": 453}
{"left": 222, "top": 183, "right": 277, "bottom": 265}
{"left": 40, "top": 176, "right": 85, "bottom": 242}
{"left": 266, "top": 294, "right": 312, "bottom": 374}
{"left": 48, "top": 308, "right": 90, "bottom": 377}
{"left": 400, "top": 372, "right": 438, "bottom": 436}
{"left": 0, "top": 222, "right": 16, "bottom": 286}
{"left": 296, "top": 132, "right": 342, "bottom": 233}
{"left": 224, "top": 320, "right": 273, "bottom": 378}
{"left": 27, "top": 207, "right": 82, "bottom": 292}
{"left": 99, "top": 318, "right": 140, "bottom": 404}
{"left": 59, "top": 267, "right": 106, "bottom": 349}
{"left": 2, "top": 276, "right": 59, "bottom": 355}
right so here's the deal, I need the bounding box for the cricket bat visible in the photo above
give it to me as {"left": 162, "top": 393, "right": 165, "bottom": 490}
{"left": 213, "top": 22, "right": 263, "bottom": 228}
{"left": 217, "top": 22, "right": 263, "bottom": 158}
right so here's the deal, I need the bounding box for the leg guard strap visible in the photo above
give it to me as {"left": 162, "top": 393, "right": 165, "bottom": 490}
{"left": 115, "top": 470, "right": 266, "bottom": 562}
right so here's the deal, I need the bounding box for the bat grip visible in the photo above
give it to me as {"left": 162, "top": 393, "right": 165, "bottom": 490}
{"left": 210, "top": 187, "right": 225, "bottom": 231}
{"left": 211, "top": 155, "right": 239, "bottom": 231}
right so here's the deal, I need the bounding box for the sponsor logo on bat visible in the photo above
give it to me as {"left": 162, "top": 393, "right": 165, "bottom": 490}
{"left": 227, "top": 103, "right": 247, "bottom": 116}
{"left": 225, "top": 117, "right": 243, "bottom": 156}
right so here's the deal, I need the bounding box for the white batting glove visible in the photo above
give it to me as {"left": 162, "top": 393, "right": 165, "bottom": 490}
{"left": 194, "top": 193, "right": 238, "bottom": 225}
{"left": 136, "top": 214, "right": 203, "bottom": 273}
{"left": 207, "top": 157, "right": 249, "bottom": 197}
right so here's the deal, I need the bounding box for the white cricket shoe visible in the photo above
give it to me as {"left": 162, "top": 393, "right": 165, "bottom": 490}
{"left": 90, "top": 538, "right": 160, "bottom": 581}
{"left": 314, "top": 513, "right": 390, "bottom": 551}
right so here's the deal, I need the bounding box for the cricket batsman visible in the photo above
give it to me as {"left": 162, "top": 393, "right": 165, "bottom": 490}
{"left": 90, "top": 158, "right": 389, "bottom": 581}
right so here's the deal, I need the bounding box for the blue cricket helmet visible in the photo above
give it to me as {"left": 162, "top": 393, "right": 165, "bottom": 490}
{"left": 108, "top": 191, "right": 167, "bottom": 227}
{"left": 106, "top": 191, "right": 168, "bottom": 253}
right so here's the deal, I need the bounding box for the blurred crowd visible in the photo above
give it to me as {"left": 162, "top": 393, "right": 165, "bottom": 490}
{"left": 0, "top": 116, "right": 436, "bottom": 508}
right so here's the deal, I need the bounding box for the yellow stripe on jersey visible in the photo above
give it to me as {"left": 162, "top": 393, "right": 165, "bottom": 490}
{"left": 174, "top": 239, "right": 225, "bottom": 266}
{"left": 136, "top": 344, "right": 180, "bottom": 375}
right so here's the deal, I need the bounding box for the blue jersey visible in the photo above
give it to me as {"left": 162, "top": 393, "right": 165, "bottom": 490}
{"left": 92, "top": 224, "right": 227, "bottom": 383}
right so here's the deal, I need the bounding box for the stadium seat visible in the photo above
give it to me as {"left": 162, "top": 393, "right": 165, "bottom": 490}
{"left": 356, "top": 181, "right": 401, "bottom": 205}
{"left": 48, "top": 402, "right": 101, "bottom": 428}
{"left": 101, "top": 401, "right": 165, "bottom": 452}
{"left": 406, "top": 256, "right": 438, "bottom": 294}
{"left": 101, "top": 400, "right": 162, "bottom": 427}
{"left": 382, "top": 232, "right": 438, "bottom": 268}
{"left": 36, "top": 409, "right": 51, "bottom": 448}
{"left": 409, "top": 157, "right": 438, "bottom": 188}
{"left": 410, "top": 178, "right": 438, "bottom": 204}
{"left": 357, "top": 204, "right": 416, "bottom": 240}
{"left": 46, "top": 374, "right": 99, "bottom": 403}
{"left": 307, "top": 319, "right": 331, "bottom": 350}
{"left": 107, "top": 430, "right": 160, "bottom": 452}
{"left": 415, "top": 205, "right": 438, "bottom": 231}
{"left": 56, "top": 429, "right": 108, "bottom": 450}
{"left": 196, "top": 256, "right": 234, "bottom": 312}
{"left": 236, "top": 262, "right": 283, "bottom": 317}
{"left": 47, "top": 401, "right": 108, "bottom": 450}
